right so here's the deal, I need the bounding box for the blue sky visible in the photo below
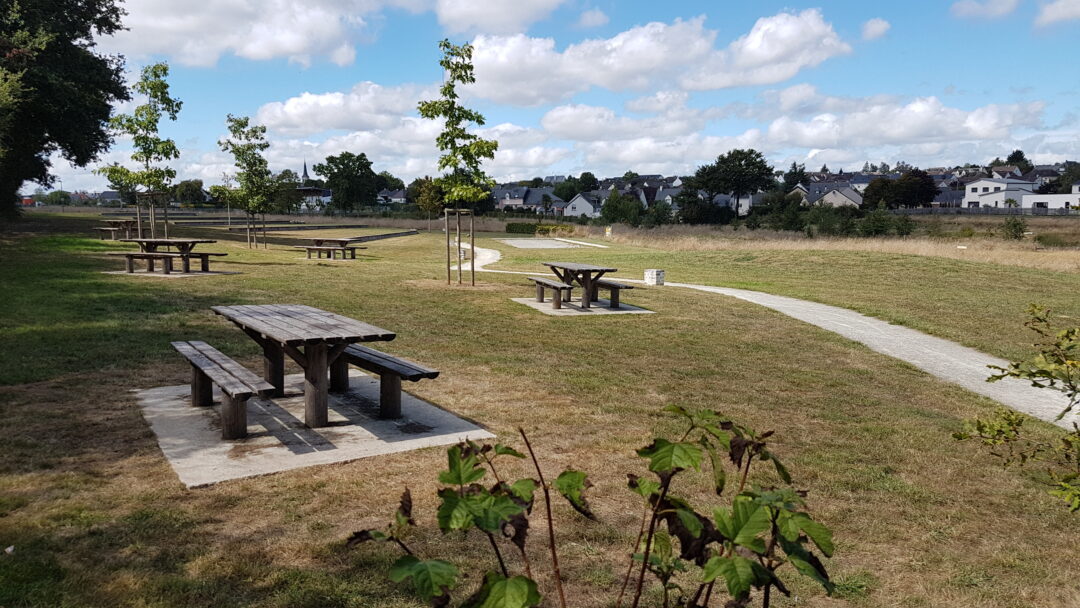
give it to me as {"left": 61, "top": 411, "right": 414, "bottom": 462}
{"left": 48, "top": 0, "right": 1080, "bottom": 193}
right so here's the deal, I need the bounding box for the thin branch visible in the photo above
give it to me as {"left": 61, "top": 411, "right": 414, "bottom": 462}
{"left": 631, "top": 479, "right": 671, "bottom": 608}
{"left": 616, "top": 507, "right": 649, "bottom": 608}
{"left": 519, "top": 427, "right": 567, "bottom": 608}
{"left": 485, "top": 532, "right": 509, "bottom": 577}
{"left": 392, "top": 537, "right": 415, "bottom": 557}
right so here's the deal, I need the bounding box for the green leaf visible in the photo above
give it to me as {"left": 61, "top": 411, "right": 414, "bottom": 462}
{"left": 701, "top": 555, "right": 756, "bottom": 598}
{"left": 627, "top": 474, "right": 661, "bottom": 499}
{"left": 674, "top": 509, "right": 704, "bottom": 539}
{"left": 438, "top": 445, "right": 486, "bottom": 486}
{"left": 762, "top": 450, "right": 792, "bottom": 484}
{"left": 389, "top": 555, "right": 459, "bottom": 602}
{"left": 553, "top": 470, "right": 597, "bottom": 520}
{"left": 494, "top": 444, "right": 525, "bottom": 459}
{"left": 472, "top": 493, "right": 525, "bottom": 534}
{"left": 662, "top": 404, "right": 693, "bottom": 420}
{"left": 508, "top": 478, "right": 537, "bottom": 504}
{"left": 463, "top": 573, "right": 542, "bottom": 608}
{"left": 637, "top": 438, "right": 702, "bottom": 473}
{"left": 436, "top": 488, "right": 475, "bottom": 531}
{"left": 702, "top": 438, "right": 727, "bottom": 496}
{"left": 702, "top": 425, "right": 732, "bottom": 450}
{"left": 791, "top": 513, "right": 834, "bottom": 557}
{"left": 779, "top": 538, "right": 834, "bottom": 594}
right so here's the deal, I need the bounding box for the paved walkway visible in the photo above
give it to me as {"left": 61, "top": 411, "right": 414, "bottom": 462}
{"left": 460, "top": 244, "right": 1078, "bottom": 429}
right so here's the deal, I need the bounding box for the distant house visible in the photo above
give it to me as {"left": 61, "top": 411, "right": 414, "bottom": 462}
{"left": 933, "top": 189, "right": 965, "bottom": 207}
{"left": 376, "top": 189, "right": 407, "bottom": 205}
{"left": 565, "top": 192, "right": 602, "bottom": 218}
{"left": 991, "top": 165, "right": 1023, "bottom": 179}
{"left": 809, "top": 187, "right": 863, "bottom": 208}
{"left": 963, "top": 178, "right": 1034, "bottom": 207}
{"left": 297, "top": 186, "right": 332, "bottom": 211}
{"left": 542, "top": 175, "right": 566, "bottom": 184}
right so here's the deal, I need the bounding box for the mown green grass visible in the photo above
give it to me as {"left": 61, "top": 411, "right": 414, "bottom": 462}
{"left": 483, "top": 236, "right": 1080, "bottom": 361}
{"left": 1, "top": 214, "right": 1078, "bottom": 608}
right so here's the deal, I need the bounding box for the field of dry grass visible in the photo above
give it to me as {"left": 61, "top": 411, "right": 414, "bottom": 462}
{"left": 2, "top": 213, "right": 1079, "bottom": 607}
{"left": 575, "top": 224, "right": 1080, "bottom": 273}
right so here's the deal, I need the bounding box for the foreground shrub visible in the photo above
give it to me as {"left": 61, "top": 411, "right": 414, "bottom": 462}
{"left": 1002, "top": 216, "right": 1027, "bottom": 240}
{"left": 350, "top": 408, "right": 835, "bottom": 607}
{"left": 506, "top": 222, "right": 537, "bottom": 234}
{"left": 955, "top": 305, "right": 1080, "bottom": 511}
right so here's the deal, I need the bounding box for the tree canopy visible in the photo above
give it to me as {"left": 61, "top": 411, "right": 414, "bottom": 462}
{"left": 218, "top": 114, "right": 274, "bottom": 216}
{"left": 417, "top": 39, "right": 498, "bottom": 207}
{"left": 691, "top": 149, "right": 774, "bottom": 215}
{"left": 1, "top": 0, "right": 129, "bottom": 217}
{"left": 782, "top": 162, "right": 807, "bottom": 192}
{"left": 314, "top": 151, "right": 378, "bottom": 211}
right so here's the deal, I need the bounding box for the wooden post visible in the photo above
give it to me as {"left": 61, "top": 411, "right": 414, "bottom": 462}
{"left": 470, "top": 211, "right": 476, "bottom": 286}
{"left": 536, "top": 283, "right": 545, "bottom": 302}
{"left": 221, "top": 394, "right": 248, "bottom": 440}
{"left": 456, "top": 209, "right": 462, "bottom": 285}
{"left": 303, "top": 343, "right": 329, "bottom": 428}
{"left": 330, "top": 356, "right": 349, "bottom": 393}
{"left": 162, "top": 195, "right": 169, "bottom": 239}
{"left": 263, "top": 342, "right": 285, "bottom": 397}
{"left": 192, "top": 366, "right": 213, "bottom": 407}
{"left": 379, "top": 374, "right": 402, "bottom": 419}
{"left": 553, "top": 288, "right": 563, "bottom": 309}
{"left": 445, "top": 209, "right": 451, "bottom": 285}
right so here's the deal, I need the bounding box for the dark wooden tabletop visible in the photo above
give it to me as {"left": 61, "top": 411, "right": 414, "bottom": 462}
{"left": 119, "top": 238, "right": 216, "bottom": 244}
{"left": 542, "top": 261, "right": 618, "bottom": 272}
{"left": 211, "top": 304, "right": 396, "bottom": 346}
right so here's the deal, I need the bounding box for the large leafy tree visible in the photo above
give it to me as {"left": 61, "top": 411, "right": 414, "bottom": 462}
{"left": 173, "top": 179, "right": 205, "bottom": 205}
{"left": 1006, "top": 149, "right": 1033, "bottom": 174}
{"left": 600, "top": 190, "right": 643, "bottom": 226}
{"left": 313, "top": 151, "right": 378, "bottom": 211}
{"left": 96, "top": 62, "right": 181, "bottom": 237}
{"left": 861, "top": 178, "right": 893, "bottom": 210}
{"left": 1, "top": 0, "right": 129, "bottom": 218}
{"left": 218, "top": 114, "right": 274, "bottom": 246}
{"left": 692, "top": 149, "right": 774, "bottom": 215}
{"left": 782, "top": 162, "right": 807, "bottom": 192}
{"left": 578, "top": 171, "right": 599, "bottom": 192}
{"left": 889, "top": 169, "right": 938, "bottom": 208}
{"left": 417, "top": 39, "right": 498, "bottom": 209}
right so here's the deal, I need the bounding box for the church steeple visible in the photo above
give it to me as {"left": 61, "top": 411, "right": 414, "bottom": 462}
{"left": 302, "top": 160, "right": 309, "bottom": 182}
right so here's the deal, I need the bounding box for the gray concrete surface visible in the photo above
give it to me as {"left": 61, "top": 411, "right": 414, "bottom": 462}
{"left": 138, "top": 370, "right": 494, "bottom": 488}
{"left": 511, "top": 297, "right": 654, "bottom": 316}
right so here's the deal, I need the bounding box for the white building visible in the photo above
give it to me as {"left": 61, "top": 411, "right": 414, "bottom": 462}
{"left": 963, "top": 178, "right": 1034, "bottom": 207}
{"left": 1021, "top": 193, "right": 1079, "bottom": 211}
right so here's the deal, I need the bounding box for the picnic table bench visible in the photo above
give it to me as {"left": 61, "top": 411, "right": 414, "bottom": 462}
{"left": 113, "top": 238, "right": 226, "bottom": 274}
{"left": 96, "top": 227, "right": 123, "bottom": 240}
{"left": 294, "top": 245, "right": 366, "bottom": 259}
{"left": 172, "top": 340, "right": 275, "bottom": 439}
{"left": 594, "top": 279, "right": 635, "bottom": 309}
{"left": 527, "top": 276, "right": 575, "bottom": 309}
{"left": 211, "top": 304, "right": 396, "bottom": 428}
{"left": 540, "top": 262, "right": 619, "bottom": 309}
{"left": 341, "top": 345, "right": 440, "bottom": 418}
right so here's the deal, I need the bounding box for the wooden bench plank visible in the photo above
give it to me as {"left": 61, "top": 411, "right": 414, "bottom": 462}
{"left": 527, "top": 276, "right": 573, "bottom": 289}
{"left": 595, "top": 279, "right": 635, "bottom": 289}
{"left": 169, "top": 343, "right": 251, "bottom": 399}
{"left": 188, "top": 341, "right": 274, "bottom": 394}
{"left": 342, "top": 344, "right": 439, "bottom": 381}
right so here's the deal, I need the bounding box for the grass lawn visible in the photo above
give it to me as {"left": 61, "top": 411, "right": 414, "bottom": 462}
{"left": 1, "top": 214, "right": 1078, "bottom": 608}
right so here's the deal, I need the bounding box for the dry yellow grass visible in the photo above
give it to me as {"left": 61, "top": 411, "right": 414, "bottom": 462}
{"left": 577, "top": 224, "right": 1080, "bottom": 273}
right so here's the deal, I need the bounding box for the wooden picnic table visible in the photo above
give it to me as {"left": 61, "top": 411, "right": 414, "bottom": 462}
{"left": 299, "top": 236, "right": 364, "bottom": 247}
{"left": 211, "top": 304, "right": 396, "bottom": 428}
{"left": 104, "top": 219, "right": 137, "bottom": 238}
{"left": 119, "top": 238, "right": 216, "bottom": 254}
{"left": 542, "top": 262, "right": 618, "bottom": 309}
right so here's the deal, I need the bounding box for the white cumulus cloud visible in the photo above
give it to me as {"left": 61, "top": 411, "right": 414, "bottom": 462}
{"left": 950, "top": 0, "right": 1021, "bottom": 19}
{"left": 1036, "top": 0, "right": 1080, "bottom": 25}
{"left": 101, "top": 0, "right": 428, "bottom": 67}
{"left": 255, "top": 82, "right": 436, "bottom": 136}
{"left": 577, "top": 8, "right": 609, "bottom": 28}
{"left": 681, "top": 10, "right": 852, "bottom": 90}
{"left": 434, "top": 0, "right": 567, "bottom": 34}
{"left": 861, "top": 18, "right": 891, "bottom": 41}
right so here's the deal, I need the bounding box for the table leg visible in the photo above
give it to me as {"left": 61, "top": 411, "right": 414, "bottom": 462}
{"left": 147, "top": 257, "right": 155, "bottom": 272}
{"left": 262, "top": 342, "right": 285, "bottom": 397}
{"left": 580, "top": 273, "right": 592, "bottom": 309}
{"left": 303, "top": 343, "right": 329, "bottom": 428}
{"left": 181, "top": 255, "right": 191, "bottom": 273}
{"left": 330, "top": 355, "right": 349, "bottom": 393}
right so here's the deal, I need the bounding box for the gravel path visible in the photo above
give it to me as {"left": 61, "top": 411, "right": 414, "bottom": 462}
{"left": 464, "top": 244, "right": 1078, "bottom": 429}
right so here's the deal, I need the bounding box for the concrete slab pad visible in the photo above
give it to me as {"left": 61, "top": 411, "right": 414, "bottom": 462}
{"left": 137, "top": 370, "right": 494, "bottom": 488}
{"left": 511, "top": 297, "right": 654, "bottom": 316}
{"left": 102, "top": 271, "right": 239, "bottom": 278}
{"left": 498, "top": 238, "right": 579, "bottom": 249}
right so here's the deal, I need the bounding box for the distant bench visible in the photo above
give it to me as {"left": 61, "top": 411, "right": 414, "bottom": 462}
{"left": 527, "top": 276, "right": 574, "bottom": 309}
{"left": 95, "top": 227, "right": 122, "bottom": 240}
{"left": 339, "top": 344, "right": 439, "bottom": 419}
{"left": 107, "top": 251, "right": 227, "bottom": 273}
{"left": 172, "top": 340, "right": 273, "bottom": 439}
{"left": 294, "top": 245, "right": 366, "bottom": 260}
